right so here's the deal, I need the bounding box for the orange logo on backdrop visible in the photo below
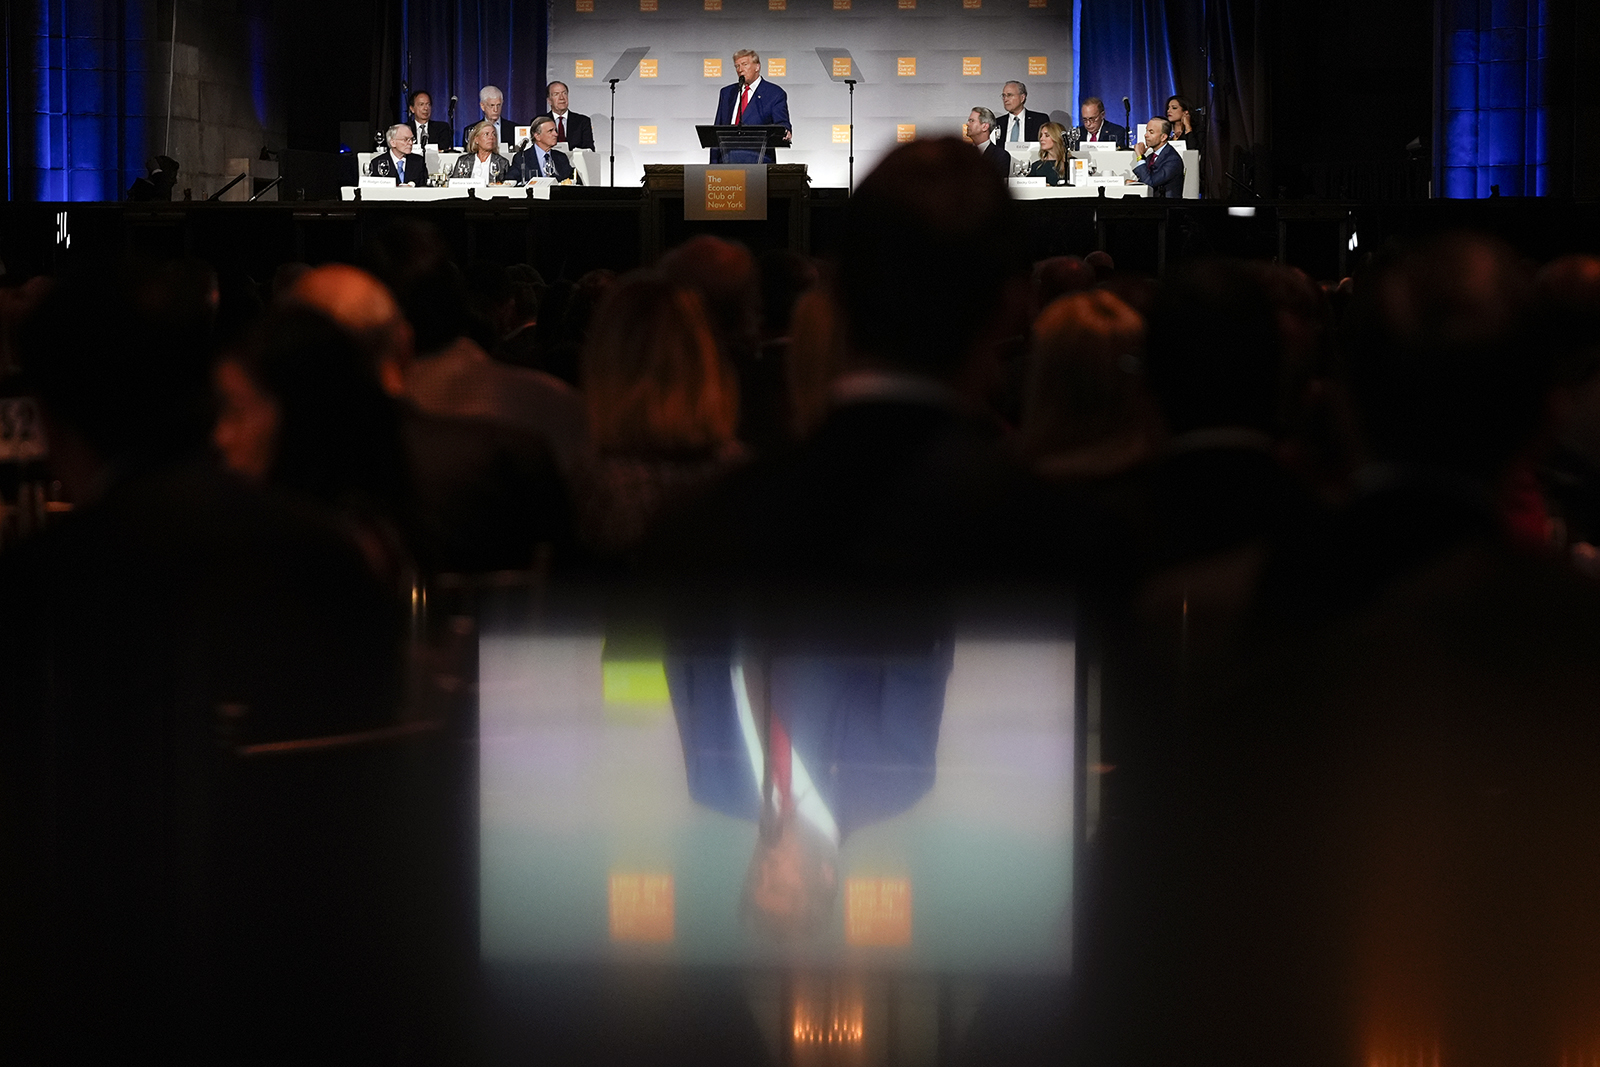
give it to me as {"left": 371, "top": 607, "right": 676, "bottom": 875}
{"left": 609, "top": 874, "right": 674, "bottom": 943}
{"left": 638, "top": 125, "right": 658, "bottom": 144}
{"left": 833, "top": 0, "right": 852, "bottom": 8}
{"left": 768, "top": 59, "right": 786, "bottom": 76}
{"left": 576, "top": 0, "right": 594, "bottom": 10}
{"left": 832, "top": 57, "right": 852, "bottom": 77}
{"left": 704, "top": 58, "right": 723, "bottom": 77}
{"left": 962, "top": 57, "right": 982, "bottom": 76}
{"left": 898, "top": 57, "right": 916, "bottom": 76}
{"left": 640, "top": 0, "right": 657, "bottom": 9}
{"left": 896, "top": 124, "right": 916, "bottom": 142}
{"left": 704, "top": 0, "right": 722, "bottom": 9}
{"left": 639, "top": 59, "right": 658, "bottom": 78}
{"left": 705, "top": 169, "right": 748, "bottom": 212}
{"left": 1029, "top": 0, "right": 1047, "bottom": 6}
{"left": 899, "top": 0, "right": 916, "bottom": 7}
{"left": 575, "top": 60, "right": 595, "bottom": 78}
{"left": 1028, "top": 56, "right": 1047, "bottom": 76}
{"left": 770, "top": 0, "right": 786, "bottom": 8}
{"left": 963, "top": 0, "right": 981, "bottom": 7}
{"left": 846, "top": 878, "right": 912, "bottom": 946}
{"left": 832, "top": 124, "right": 851, "bottom": 143}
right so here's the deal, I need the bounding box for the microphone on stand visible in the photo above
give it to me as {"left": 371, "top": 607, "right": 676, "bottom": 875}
{"left": 1122, "top": 96, "right": 1132, "bottom": 146}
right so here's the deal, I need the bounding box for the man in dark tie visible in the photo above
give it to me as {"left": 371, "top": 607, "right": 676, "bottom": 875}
{"left": 367, "top": 125, "right": 426, "bottom": 185}
{"left": 405, "top": 90, "right": 453, "bottom": 152}
{"left": 511, "top": 115, "right": 577, "bottom": 184}
{"left": 545, "top": 81, "right": 595, "bottom": 151}
{"left": 1128, "top": 117, "right": 1184, "bottom": 197}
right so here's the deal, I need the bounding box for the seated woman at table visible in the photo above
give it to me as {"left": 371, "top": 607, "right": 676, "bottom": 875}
{"left": 1026, "top": 122, "right": 1070, "bottom": 185}
{"left": 1166, "top": 95, "right": 1201, "bottom": 146}
{"left": 449, "top": 121, "right": 511, "bottom": 184}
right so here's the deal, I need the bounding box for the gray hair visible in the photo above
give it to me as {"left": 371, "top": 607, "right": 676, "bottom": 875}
{"left": 384, "top": 124, "right": 411, "bottom": 148}
{"left": 970, "top": 106, "right": 997, "bottom": 130}
{"left": 479, "top": 85, "right": 503, "bottom": 104}
{"left": 1149, "top": 117, "right": 1172, "bottom": 136}
{"left": 530, "top": 114, "right": 556, "bottom": 137}
{"left": 1004, "top": 80, "right": 1027, "bottom": 97}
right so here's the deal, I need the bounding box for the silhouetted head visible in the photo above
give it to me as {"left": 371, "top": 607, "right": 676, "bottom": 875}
{"left": 835, "top": 138, "right": 1023, "bottom": 380}
{"left": 1341, "top": 233, "right": 1543, "bottom": 477}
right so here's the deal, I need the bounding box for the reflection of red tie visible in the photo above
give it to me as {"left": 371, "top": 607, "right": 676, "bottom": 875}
{"left": 735, "top": 85, "right": 751, "bottom": 125}
{"left": 557, "top": 115, "right": 565, "bottom": 140}
{"left": 769, "top": 713, "right": 793, "bottom": 815}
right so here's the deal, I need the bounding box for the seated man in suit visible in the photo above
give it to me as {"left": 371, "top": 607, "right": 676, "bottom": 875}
{"left": 712, "top": 49, "right": 791, "bottom": 163}
{"left": 1077, "top": 96, "right": 1129, "bottom": 146}
{"left": 511, "top": 115, "right": 578, "bottom": 184}
{"left": 1128, "top": 116, "right": 1184, "bottom": 198}
{"left": 449, "top": 121, "right": 511, "bottom": 183}
{"left": 998, "top": 80, "right": 1048, "bottom": 144}
{"left": 462, "top": 84, "right": 516, "bottom": 150}
{"left": 368, "top": 124, "right": 426, "bottom": 185}
{"left": 545, "top": 81, "right": 594, "bottom": 151}
{"left": 965, "top": 106, "right": 1013, "bottom": 178}
{"left": 405, "top": 90, "right": 452, "bottom": 152}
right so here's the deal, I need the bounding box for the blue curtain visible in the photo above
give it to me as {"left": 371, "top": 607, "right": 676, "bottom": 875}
{"left": 1440, "top": 0, "right": 1548, "bottom": 198}
{"left": 400, "top": 0, "right": 548, "bottom": 138}
{"left": 1074, "top": 0, "right": 1178, "bottom": 147}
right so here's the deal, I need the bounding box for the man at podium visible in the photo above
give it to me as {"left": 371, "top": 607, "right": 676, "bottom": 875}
{"left": 712, "top": 49, "right": 791, "bottom": 164}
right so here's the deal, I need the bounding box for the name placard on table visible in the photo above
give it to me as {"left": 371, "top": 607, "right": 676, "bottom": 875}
{"left": 682, "top": 164, "right": 768, "bottom": 221}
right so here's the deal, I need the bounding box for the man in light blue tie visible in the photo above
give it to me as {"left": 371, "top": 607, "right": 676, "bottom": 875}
{"left": 999, "top": 81, "right": 1047, "bottom": 144}
{"left": 511, "top": 115, "right": 577, "bottom": 183}
{"left": 368, "top": 125, "right": 426, "bottom": 186}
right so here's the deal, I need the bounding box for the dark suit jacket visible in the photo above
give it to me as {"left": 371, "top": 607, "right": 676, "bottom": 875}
{"left": 462, "top": 118, "right": 518, "bottom": 151}
{"left": 511, "top": 145, "right": 576, "bottom": 184}
{"left": 1079, "top": 121, "right": 1129, "bottom": 147}
{"left": 667, "top": 649, "right": 949, "bottom": 841}
{"left": 997, "top": 107, "right": 1048, "bottom": 143}
{"left": 406, "top": 119, "right": 453, "bottom": 151}
{"left": 712, "top": 79, "right": 791, "bottom": 163}
{"left": 367, "top": 151, "right": 426, "bottom": 186}
{"left": 981, "top": 141, "right": 1014, "bottom": 178}
{"left": 1132, "top": 144, "right": 1184, "bottom": 197}
{"left": 551, "top": 111, "right": 594, "bottom": 151}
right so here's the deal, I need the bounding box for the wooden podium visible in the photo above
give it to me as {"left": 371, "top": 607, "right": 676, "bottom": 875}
{"left": 641, "top": 163, "right": 811, "bottom": 261}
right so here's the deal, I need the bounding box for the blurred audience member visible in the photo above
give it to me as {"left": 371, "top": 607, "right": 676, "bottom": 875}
{"left": 285, "top": 262, "right": 574, "bottom": 575}
{"left": 1031, "top": 255, "right": 1096, "bottom": 311}
{"left": 576, "top": 272, "right": 743, "bottom": 560}
{"left": 785, "top": 287, "right": 848, "bottom": 440}
{"left": 1535, "top": 253, "right": 1600, "bottom": 573}
{"left": 363, "top": 220, "right": 589, "bottom": 476}
{"left": 1019, "top": 290, "right": 1159, "bottom": 482}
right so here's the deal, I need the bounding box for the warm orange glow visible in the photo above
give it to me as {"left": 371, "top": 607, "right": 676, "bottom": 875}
{"left": 608, "top": 872, "right": 674, "bottom": 943}
{"left": 845, "top": 877, "right": 912, "bottom": 946}
{"left": 792, "top": 1007, "right": 864, "bottom": 1044}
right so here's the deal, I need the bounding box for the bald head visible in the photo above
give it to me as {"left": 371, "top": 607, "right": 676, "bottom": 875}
{"left": 285, "top": 264, "right": 413, "bottom": 394}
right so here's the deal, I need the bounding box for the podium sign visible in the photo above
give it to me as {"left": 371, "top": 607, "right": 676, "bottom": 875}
{"left": 683, "top": 164, "right": 768, "bottom": 220}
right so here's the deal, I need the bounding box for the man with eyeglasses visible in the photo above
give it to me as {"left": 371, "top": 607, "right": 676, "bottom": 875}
{"left": 998, "top": 81, "right": 1047, "bottom": 144}
{"left": 368, "top": 125, "right": 426, "bottom": 186}
{"left": 1077, "top": 96, "right": 1129, "bottom": 147}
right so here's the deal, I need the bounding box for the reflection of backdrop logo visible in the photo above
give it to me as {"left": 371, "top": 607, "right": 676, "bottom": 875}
{"left": 898, "top": 57, "right": 916, "bottom": 76}
{"left": 1029, "top": 55, "right": 1048, "bottom": 76}
{"left": 575, "top": 59, "right": 594, "bottom": 78}
{"left": 705, "top": 170, "right": 748, "bottom": 213}
{"left": 962, "top": 56, "right": 982, "bottom": 76}
{"left": 639, "top": 59, "right": 657, "bottom": 77}
{"left": 609, "top": 873, "right": 675, "bottom": 943}
{"left": 704, "top": 58, "right": 722, "bottom": 77}
{"left": 846, "top": 878, "right": 912, "bottom": 946}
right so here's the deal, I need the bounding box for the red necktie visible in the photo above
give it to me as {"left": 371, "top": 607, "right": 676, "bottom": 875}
{"left": 735, "top": 85, "right": 750, "bottom": 125}
{"left": 769, "top": 712, "right": 793, "bottom": 815}
{"left": 557, "top": 115, "right": 565, "bottom": 141}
